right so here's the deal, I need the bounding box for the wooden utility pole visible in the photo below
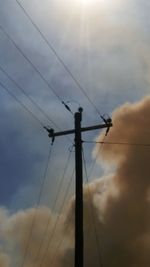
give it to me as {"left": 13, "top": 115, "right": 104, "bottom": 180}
{"left": 44, "top": 108, "right": 112, "bottom": 267}
{"left": 75, "top": 108, "right": 83, "bottom": 267}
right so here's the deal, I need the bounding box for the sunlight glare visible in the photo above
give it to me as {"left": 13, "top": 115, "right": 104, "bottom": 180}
{"left": 79, "top": 0, "right": 98, "bottom": 7}
{"left": 81, "top": 0, "right": 94, "bottom": 6}
{"left": 74, "top": 0, "right": 123, "bottom": 9}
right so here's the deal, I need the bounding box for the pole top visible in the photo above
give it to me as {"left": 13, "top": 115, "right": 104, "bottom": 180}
{"left": 75, "top": 107, "right": 83, "bottom": 121}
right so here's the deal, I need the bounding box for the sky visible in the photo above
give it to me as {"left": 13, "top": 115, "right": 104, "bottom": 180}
{"left": 0, "top": 0, "right": 150, "bottom": 266}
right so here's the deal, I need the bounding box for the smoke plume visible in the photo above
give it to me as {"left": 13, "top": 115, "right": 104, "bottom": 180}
{"left": 0, "top": 96, "right": 150, "bottom": 266}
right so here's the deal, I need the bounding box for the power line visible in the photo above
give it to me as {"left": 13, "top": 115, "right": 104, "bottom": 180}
{"left": 39, "top": 169, "right": 75, "bottom": 267}
{"left": 82, "top": 147, "right": 104, "bottom": 267}
{"left": 0, "top": 72, "right": 73, "bottom": 267}
{"left": 85, "top": 135, "right": 106, "bottom": 180}
{"left": 0, "top": 73, "right": 73, "bottom": 148}
{"left": 20, "top": 144, "right": 53, "bottom": 267}
{"left": 0, "top": 25, "right": 72, "bottom": 115}
{"left": 50, "top": 209, "right": 74, "bottom": 267}
{"left": 15, "top": 0, "right": 102, "bottom": 117}
{"left": 83, "top": 140, "right": 150, "bottom": 147}
{"left": 0, "top": 80, "right": 43, "bottom": 126}
{"left": 33, "top": 146, "right": 74, "bottom": 267}
{"left": 0, "top": 65, "right": 73, "bottom": 144}
{"left": 0, "top": 65, "right": 60, "bottom": 130}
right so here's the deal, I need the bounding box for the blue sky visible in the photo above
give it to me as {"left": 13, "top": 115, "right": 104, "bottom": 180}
{"left": 0, "top": 0, "right": 150, "bottom": 211}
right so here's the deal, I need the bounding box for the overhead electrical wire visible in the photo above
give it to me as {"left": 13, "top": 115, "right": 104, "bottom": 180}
{"left": 15, "top": 0, "right": 103, "bottom": 117}
{"left": 50, "top": 142, "right": 105, "bottom": 266}
{"left": 0, "top": 65, "right": 60, "bottom": 130}
{"left": 20, "top": 144, "right": 53, "bottom": 267}
{"left": 0, "top": 25, "right": 73, "bottom": 115}
{"left": 0, "top": 76, "right": 73, "bottom": 266}
{"left": 86, "top": 135, "right": 106, "bottom": 180}
{"left": 0, "top": 73, "right": 72, "bottom": 144}
{"left": 50, "top": 206, "right": 75, "bottom": 267}
{"left": 39, "top": 169, "right": 75, "bottom": 267}
{"left": 82, "top": 147, "right": 104, "bottom": 267}
{"left": 83, "top": 140, "right": 150, "bottom": 147}
{"left": 0, "top": 80, "right": 44, "bottom": 126}
{"left": 33, "top": 146, "right": 74, "bottom": 267}
{"left": 0, "top": 64, "right": 73, "bottom": 143}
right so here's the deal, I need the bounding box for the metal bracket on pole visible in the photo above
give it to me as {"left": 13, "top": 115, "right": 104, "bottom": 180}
{"left": 100, "top": 115, "right": 112, "bottom": 136}
{"left": 44, "top": 126, "right": 55, "bottom": 144}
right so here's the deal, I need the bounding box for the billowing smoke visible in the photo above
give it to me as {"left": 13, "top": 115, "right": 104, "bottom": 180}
{"left": 0, "top": 96, "right": 150, "bottom": 267}
{"left": 91, "top": 95, "right": 150, "bottom": 266}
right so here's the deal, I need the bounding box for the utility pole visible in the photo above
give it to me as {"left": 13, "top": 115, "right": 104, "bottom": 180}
{"left": 75, "top": 108, "right": 83, "bottom": 267}
{"left": 44, "top": 108, "right": 112, "bottom": 267}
